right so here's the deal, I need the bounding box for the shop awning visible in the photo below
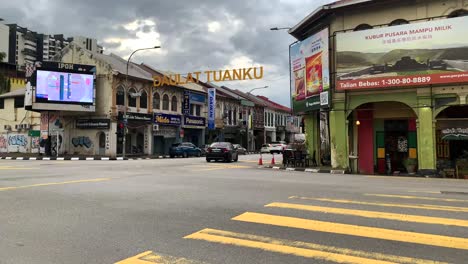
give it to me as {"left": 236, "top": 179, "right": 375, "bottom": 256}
{"left": 442, "top": 134, "right": 468, "bottom": 141}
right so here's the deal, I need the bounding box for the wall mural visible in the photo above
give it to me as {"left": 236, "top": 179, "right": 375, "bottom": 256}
{"left": 72, "top": 136, "right": 93, "bottom": 148}
{"left": 31, "top": 137, "right": 41, "bottom": 149}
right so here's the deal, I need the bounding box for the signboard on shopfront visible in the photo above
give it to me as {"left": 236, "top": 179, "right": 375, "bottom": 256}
{"left": 438, "top": 120, "right": 468, "bottom": 140}
{"left": 125, "top": 113, "right": 152, "bottom": 122}
{"left": 184, "top": 115, "right": 206, "bottom": 127}
{"left": 154, "top": 113, "right": 182, "bottom": 126}
{"left": 183, "top": 91, "right": 190, "bottom": 115}
{"left": 290, "top": 28, "right": 330, "bottom": 114}
{"left": 336, "top": 16, "right": 468, "bottom": 91}
{"left": 76, "top": 119, "right": 110, "bottom": 129}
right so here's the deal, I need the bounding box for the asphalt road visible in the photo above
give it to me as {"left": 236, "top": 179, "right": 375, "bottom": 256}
{"left": 0, "top": 154, "right": 467, "bottom": 264}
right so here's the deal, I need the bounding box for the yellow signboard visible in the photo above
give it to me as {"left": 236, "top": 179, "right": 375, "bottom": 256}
{"left": 153, "top": 66, "right": 263, "bottom": 87}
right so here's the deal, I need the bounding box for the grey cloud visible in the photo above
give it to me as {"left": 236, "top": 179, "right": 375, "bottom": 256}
{"left": 0, "top": 0, "right": 335, "bottom": 106}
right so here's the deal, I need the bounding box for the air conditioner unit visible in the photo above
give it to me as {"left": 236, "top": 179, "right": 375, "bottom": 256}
{"left": 4, "top": 125, "right": 11, "bottom": 131}
{"left": 15, "top": 124, "right": 21, "bottom": 130}
{"left": 22, "top": 124, "right": 31, "bottom": 130}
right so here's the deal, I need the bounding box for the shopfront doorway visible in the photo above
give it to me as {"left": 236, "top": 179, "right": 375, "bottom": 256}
{"left": 351, "top": 102, "right": 417, "bottom": 175}
{"left": 436, "top": 105, "right": 468, "bottom": 178}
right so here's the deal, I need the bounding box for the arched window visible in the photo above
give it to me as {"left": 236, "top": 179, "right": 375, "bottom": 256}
{"left": 153, "top": 93, "right": 160, "bottom": 110}
{"left": 116, "top": 86, "right": 125, "bottom": 106}
{"left": 389, "top": 19, "right": 409, "bottom": 26}
{"left": 171, "top": 96, "right": 178, "bottom": 112}
{"left": 162, "top": 94, "right": 169, "bottom": 110}
{"left": 354, "top": 24, "right": 373, "bottom": 31}
{"left": 448, "top": 9, "right": 468, "bottom": 18}
{"left": 128, "top": 88, "right": 137, "bottom": 107}
{"left": 140, "top": 90, "right": 148, "bottom": 109}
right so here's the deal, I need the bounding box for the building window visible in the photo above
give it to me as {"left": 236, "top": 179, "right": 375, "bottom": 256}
{"left": 140, "top": 90, "right": 148, "bottom": 109}
{"left": 354, "top": 24, "right": 373, "bottom": 31}
{"left": 153, "top": 93, "right": 160, "bottom": 110}
{"left": 0, "top": 98, "right": 4, "bottom": 109}
{"left": 116, "top": 86, "right": 125, "bottom": 106}
{"left": 128, "top": 88, "right": 137, "bottom": 107}
{"left": 162, "top": 94, "right": 169, "bottom": 110}
{"left": 14, "top": 97, "right": 24, "bottom": 108}
{"left": 196, "top": 105, "right": 201, "bottom": 116}
{"left": 234, "top": 109, "right": 237, "bottom": 125}
{"left": 448, "top": 9, "right": 468, "bottom": 18}
{"left": 171, "top": 96, "right": 178, "bottom": 112}
{"left": 389, "top": 19, "right": 409, "bottom": 26}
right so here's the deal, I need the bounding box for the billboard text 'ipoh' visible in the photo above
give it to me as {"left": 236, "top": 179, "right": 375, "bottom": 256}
{"left": 336, "top": 16, "right": 468, "bottom": 90}
{"left": 290, "top": 28, "right": 330, "bottom": 114}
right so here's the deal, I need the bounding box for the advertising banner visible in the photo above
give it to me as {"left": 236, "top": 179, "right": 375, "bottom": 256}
{"left": 154, "top": 113, "right": 182, "bottom": 126}
{"left": 207, "top": 88, "right": 216, "bottom": 130}
{"left": 184, "top": 115, "right": 206, "bottom": 127}
{"left": 290, "top": 28, "right": 330, "bottom": 114}
{"left": 336, "top": 16, "right": 468, "bottom": 91}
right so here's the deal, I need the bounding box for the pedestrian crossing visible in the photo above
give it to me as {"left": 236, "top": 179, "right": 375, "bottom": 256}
{"left": 183, "top": 193, "right": 468, "bottom": 263}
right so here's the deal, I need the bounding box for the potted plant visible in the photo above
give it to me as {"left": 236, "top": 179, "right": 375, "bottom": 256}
{"left": 404, "top": 158, "right": 418, "bottom": 174}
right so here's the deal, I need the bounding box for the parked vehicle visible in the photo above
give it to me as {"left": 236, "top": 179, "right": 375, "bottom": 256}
{"left": 206, "top": 142, "right": 238, "bottom": 162}
{"left": 260, "top": 144, "right": 272, "bottom": 153}
{"left": 270, "top": 141, "right": 287, "bottom": 154}
{"left": 233, "top": 144, "right": 247, "bottom": 155}
{"left": 169, "top": 142, "right": 202, "bottom": 158}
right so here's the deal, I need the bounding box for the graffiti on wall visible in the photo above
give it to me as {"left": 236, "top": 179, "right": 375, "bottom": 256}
{"left": 8, "top": 134, "right": 28, "bottom": 147}
{"left": 0, "top": 134, "right": 31, "bottom": 153}
{"left": 0, "top": 135, "right": 7, "bottom": 149}
{"left": 31, "top": 137, "right": 40, "bottom": 149}
{"left": 72, "top": 136, "right": 93, "bottom": 148}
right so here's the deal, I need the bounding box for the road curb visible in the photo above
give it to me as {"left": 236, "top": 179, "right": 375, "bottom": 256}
{"left": 261, "top": 165, "right": 332, "bottom": 174}
{"left": 0, "top": 153, "right": 260, "bottom": 161}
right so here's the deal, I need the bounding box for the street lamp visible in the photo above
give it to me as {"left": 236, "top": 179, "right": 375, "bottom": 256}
{"left": 122, "top": 45, "right": 160, "bottom": 158}
{"left": 270, "top": 27, "right": 291, "bottom": 31}
{"left": 244, "top": 86, "right": 268, "bottom": 151}
{"left": 247, "top": 85, "right": 269, "bottom": 94}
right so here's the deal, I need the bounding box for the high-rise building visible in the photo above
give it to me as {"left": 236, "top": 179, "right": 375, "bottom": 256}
{"left": 0, "top": 24, "right": 9, "bottom": 62}
{"left": 5, "top": 23, "right": 101, "bottom": 69}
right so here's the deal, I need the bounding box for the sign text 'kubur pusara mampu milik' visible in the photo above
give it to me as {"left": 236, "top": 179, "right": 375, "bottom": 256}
{"left": 153, "top": 67, "right": 264, "bottom": 87}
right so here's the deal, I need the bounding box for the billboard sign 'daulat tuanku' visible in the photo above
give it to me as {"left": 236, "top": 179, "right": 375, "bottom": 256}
{"left": 336, "top": 16, "right": 468, "bottom": 90}
{"left": 290, "top": 28, "right": 330, "bottom": 115}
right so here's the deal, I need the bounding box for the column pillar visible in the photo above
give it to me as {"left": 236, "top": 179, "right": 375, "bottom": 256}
{"left": 329, "top": 103, "right": 349, "bottom": 170}
{"left": 416, "top": 104, "right": 436, "bottom": 173}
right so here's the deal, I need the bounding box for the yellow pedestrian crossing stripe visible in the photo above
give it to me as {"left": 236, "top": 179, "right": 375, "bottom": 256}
{"left": 115, "top": 250, "right": 209, "bottom": 264}
{"left": 265, "top": 202, "right": 468, "bottom": 227}
{"left": 289, "top": 196, "right": 468, "bottom": 212}
{"left": 185, "top": 228, "right": 449, "bottom": 264}
{"left": 364, "top": 193, "right": 468, "bottom": 203}
{"left": 232, "top": 212, "right": 468, "bottom": 250}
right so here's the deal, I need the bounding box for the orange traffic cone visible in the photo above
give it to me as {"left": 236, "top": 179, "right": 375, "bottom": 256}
{"left": 258, "top": 154, "right": 263, "bottom": 165}
{"left": 271, "top": 154, "right": 275, "bottom": 165}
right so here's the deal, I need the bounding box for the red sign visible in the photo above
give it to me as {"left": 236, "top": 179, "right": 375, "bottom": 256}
{"left": 337, "top": 72, "right": 468, "bottom": 90}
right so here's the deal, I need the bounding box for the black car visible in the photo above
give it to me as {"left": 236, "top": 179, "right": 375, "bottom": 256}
{"left": 206, "top": 142, "right": 238, "bottom": 162}
{"left": 233, "top": 144, "right": 247, "bottom": 155}
{"left": 169, "top": 142, "right": 202, "bottom": 158}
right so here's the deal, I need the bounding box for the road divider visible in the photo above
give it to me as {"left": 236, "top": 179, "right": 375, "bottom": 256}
{"left": 0, "top": 178, "right": 111, "bottom": 192}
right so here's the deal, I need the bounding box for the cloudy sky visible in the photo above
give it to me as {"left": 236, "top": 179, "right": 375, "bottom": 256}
{"left": 1, "top": 0, "right": 334, "bottom": 106}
